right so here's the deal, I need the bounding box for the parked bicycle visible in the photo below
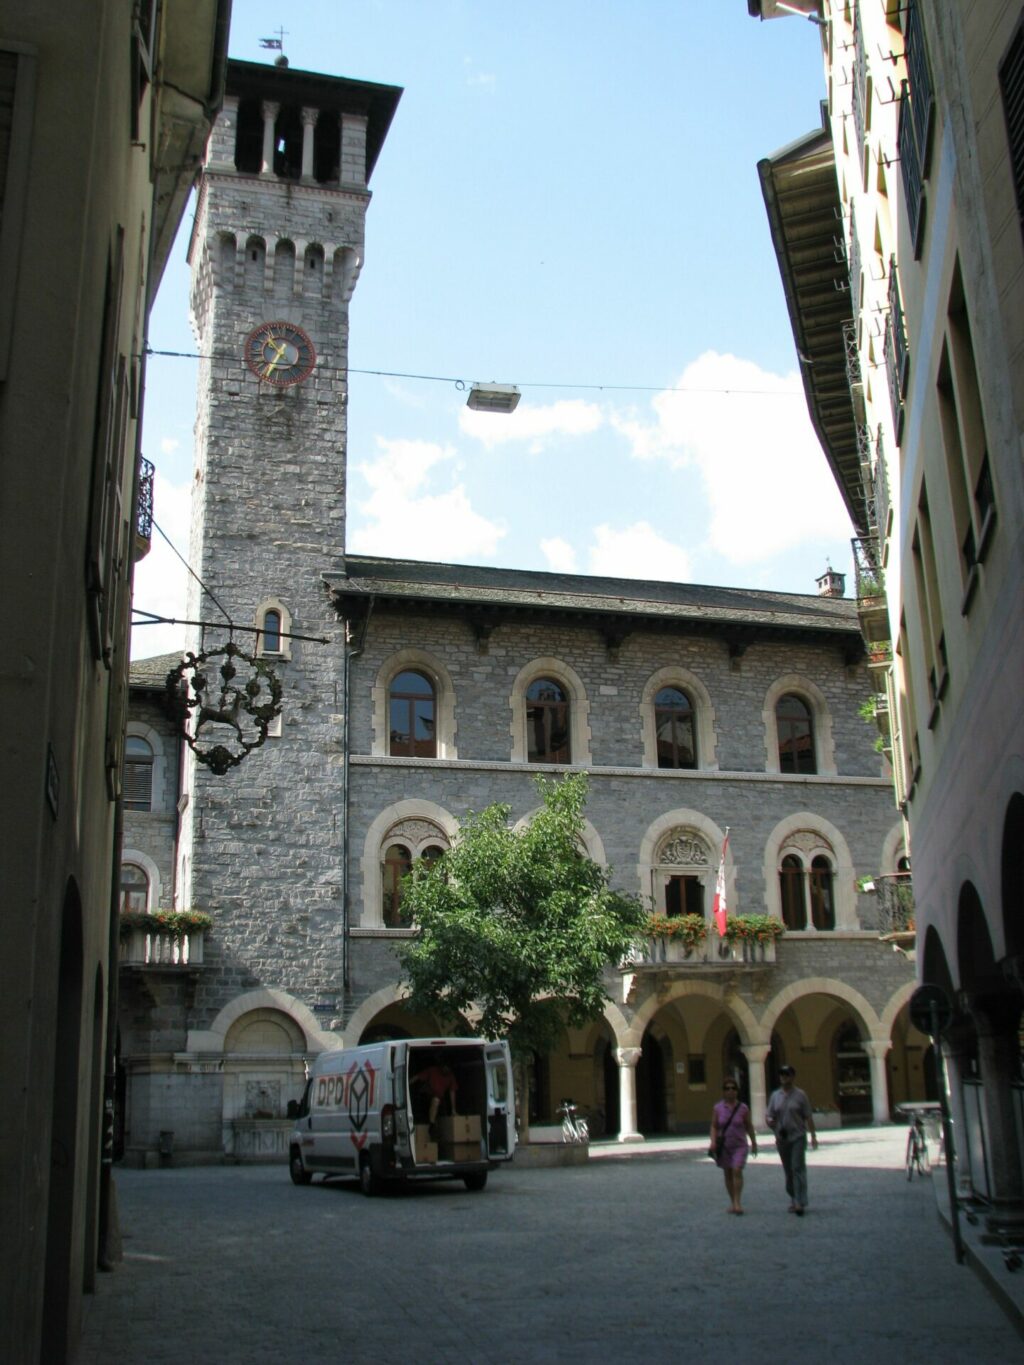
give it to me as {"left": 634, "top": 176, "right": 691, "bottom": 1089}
{"left": 557, "top": 1099, "right": 589, "bottom": 1144}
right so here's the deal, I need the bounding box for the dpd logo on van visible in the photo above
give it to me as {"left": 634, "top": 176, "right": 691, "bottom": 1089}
{"left": 346, "top": 1060, "right": 377, "bottom": 1152}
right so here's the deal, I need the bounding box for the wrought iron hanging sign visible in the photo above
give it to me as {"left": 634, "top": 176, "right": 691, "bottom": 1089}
{"left": 165, "top": 642, "right": 283, "bottom": 775}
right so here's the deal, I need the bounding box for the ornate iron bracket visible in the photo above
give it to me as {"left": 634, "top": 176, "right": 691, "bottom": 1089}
{"left": 165, "top": 642, "right": 283, "bottom": 775}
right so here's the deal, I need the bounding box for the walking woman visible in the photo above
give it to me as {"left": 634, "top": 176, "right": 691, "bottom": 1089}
{"left": 710, "top": 1078, "right": 758, "bottom": 1214}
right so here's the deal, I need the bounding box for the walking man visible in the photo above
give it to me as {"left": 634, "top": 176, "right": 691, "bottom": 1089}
{"left": 765, "top": 1064, "right": 818, "bottom": 1215}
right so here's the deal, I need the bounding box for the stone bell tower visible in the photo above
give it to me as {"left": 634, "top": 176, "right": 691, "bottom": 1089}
{"left": 179, "top": 60, "right": 401, "bottom": 1030}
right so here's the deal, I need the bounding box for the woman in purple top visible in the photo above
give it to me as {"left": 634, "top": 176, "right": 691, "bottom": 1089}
{"left": 710, "top": 1078, "right": 758, "bottom": 1214}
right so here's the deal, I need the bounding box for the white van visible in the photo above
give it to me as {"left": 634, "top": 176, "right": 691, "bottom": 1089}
{"left": 288, "top": 1036, "right": 516, "bottom": 1193}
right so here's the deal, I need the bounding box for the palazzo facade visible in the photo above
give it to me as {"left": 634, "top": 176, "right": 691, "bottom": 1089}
{"left": 118, "top": 52, "right": 925, "bottom": 1164}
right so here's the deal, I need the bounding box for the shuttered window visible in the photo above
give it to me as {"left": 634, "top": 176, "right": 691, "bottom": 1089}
{"left": 123, "top": 736, "right": 154, "bottom": 810}
{"left": 0, "top": 43, "right": 36, "bottom": 382}
{"left": 1000, "top": 17, "right": 1024, "bottom": 243}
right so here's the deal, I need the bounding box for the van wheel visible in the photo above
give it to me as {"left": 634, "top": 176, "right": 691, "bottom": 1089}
{"left": 463, "top": 1171, "right": 488, "bottom": 1192}
{"left": 359, "top": 1155, "right": 381, "bottom": 1196}
{"left": 289, "top": 1147, "right": 312, "bottom": 1186}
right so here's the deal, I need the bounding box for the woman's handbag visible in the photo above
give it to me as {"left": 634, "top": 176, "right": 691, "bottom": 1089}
{"left": 709, "top": 1100, "right": 741, "bottom": 1160}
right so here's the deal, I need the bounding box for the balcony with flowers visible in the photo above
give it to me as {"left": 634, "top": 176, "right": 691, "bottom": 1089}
{"left": 119, "top": 909, "right": 210, "bottom": 967}
{"left": 626, "top": 913, "right": 783, "bottom": 973}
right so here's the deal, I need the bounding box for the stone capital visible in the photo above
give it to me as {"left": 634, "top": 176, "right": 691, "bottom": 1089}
{"left": 615, "top": 1047, "right": 642, "bottom": 1069}
{"left": 862, "top": 1038, "right": 892, "bottom": 1061}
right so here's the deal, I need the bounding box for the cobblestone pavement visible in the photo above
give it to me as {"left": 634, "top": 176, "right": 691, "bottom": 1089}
{"left": 78, "top": 1128, "right": 1022, "bottom": 1365}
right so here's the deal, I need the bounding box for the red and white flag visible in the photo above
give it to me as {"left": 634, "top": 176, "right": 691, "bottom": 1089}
{"left": 713, "top": 830, "right": 730, "bottom": 937}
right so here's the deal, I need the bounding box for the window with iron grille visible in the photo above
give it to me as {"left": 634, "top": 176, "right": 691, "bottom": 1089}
{"left": 898, "top": 0, "right": 934, "bottom": 257}
{"left": 852, "top": 0, "right": 868, "bottom": 158}
{"left": 885, "top": 257, "right": 909, "bottom": 442}
{"left": 999, "top": 15, "right": 1024, "bottom": 244}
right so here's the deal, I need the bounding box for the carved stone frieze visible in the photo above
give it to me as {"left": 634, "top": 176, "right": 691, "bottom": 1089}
{"left": 656, "top": 831, "right": 710, "bottom": 866}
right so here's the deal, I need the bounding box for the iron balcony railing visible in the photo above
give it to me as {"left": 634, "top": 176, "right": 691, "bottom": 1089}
{"left": 134, "top": 456, "right": 155, "bottom": 560}
{"left": 871, "top": 873, "right": 914, "bottom": 934}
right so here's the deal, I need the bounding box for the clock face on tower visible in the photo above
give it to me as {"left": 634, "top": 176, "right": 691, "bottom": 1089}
{"left": 244, "top": 321, "right": 317, "bottom": 386}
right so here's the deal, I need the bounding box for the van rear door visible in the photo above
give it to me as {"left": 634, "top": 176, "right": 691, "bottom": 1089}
{"left": 391, "top": 1042, "right": 413, "bottom": 1160}
{"left": 485, "top": 1043, "right": 516, "bottom": 1159}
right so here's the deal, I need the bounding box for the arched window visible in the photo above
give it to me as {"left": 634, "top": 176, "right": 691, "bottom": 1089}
{"left": 526, "top": 678, "right": 570, "bottom": 764}
{"left": 380, "top": 820, "right": 448, "bottom": 927}
{"left": 272, "top": 104, "right": 303, "bottom": 179}
{"left": 654, "top": 829, "right": 711, "bottom": 918}
{"left": 779, "top": 854, "right": 806, "bottom": 930}
{"left": 261, "top": 609, "right": 282, "bottom": 654}
{"left": 809, "top": 855, "right": 836, "bottom": 930}
{"left": 777, "top": 693, "right": 816, "bottom": 774}
{"left": 120, "top": 862, "right": 149, "bottom": 913}
{"left": 389, "top": 670, "right": 437, "bottom": 758}
{"left": 123, "top": 736, "right": 154, "bottom": 811}
{"left": 313, "top": 110, "right": 340, "bottom": 182}
{"left": 654, "top": 687, "right": 696, "bottom": 769}
{"left": 255, "top": 598, "right": 292, "bottom": 659}
{"left": 778, "top": 841, "right": 837, "bottom": 932}
{"left": 382, "top": 843, "right": 413, "bottom": 927}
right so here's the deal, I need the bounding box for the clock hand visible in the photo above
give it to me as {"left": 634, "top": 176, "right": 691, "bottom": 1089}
{"left": 263, "top": 338, "right": 289, "bottom": 377}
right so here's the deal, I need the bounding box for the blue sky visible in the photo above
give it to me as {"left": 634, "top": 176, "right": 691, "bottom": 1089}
{"left": 133, "top": 1, "right": 846, "bottom": 659}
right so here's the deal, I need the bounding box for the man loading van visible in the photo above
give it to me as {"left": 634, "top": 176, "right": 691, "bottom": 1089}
{"left": 411, "top": 1061, "right": 458, "bottom": 1137}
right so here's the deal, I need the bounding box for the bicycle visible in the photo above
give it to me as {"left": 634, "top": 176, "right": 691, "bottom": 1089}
{"left": 557, "top": 1099, "right": 589, "bottom": 1144}
{"left": 905, "top": 1110, "right": 931, "bottom": 1180}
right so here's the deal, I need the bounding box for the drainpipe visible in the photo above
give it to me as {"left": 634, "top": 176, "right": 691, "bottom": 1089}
{"left": 341, "top": 596, "right": 373, "bottom": 995}
{"left": 97, "top": 792, "right": 124, "bottom": 1271}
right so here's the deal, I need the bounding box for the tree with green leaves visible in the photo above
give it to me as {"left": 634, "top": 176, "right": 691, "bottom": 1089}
{"left": 396, "top": 773, "right": 647, "bottom": 1062}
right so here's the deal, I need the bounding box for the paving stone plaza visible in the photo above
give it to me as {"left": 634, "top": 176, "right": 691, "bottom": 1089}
{"left": 79, "top": 1128, "right": 1022, "bottom": 1364}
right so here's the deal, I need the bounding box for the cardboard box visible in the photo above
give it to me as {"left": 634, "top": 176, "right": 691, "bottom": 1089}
{"left": 439, "top": 1141, "right": 482, "bottom": 1163}
{"left": 413, "top": 1125, "right": 438, "bottom": 1165}
{"left": 437, "top": 1114, "right": 481, "bottom": 1143}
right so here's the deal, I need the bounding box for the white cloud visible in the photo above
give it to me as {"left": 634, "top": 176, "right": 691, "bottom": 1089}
{"left": 540, "top": 537, "right": 578, "bottom": 574}
{"left": 459, "top": 397, "right": 602, "bottom": 451}
{"left": 612, "top": 350, "right": 851, "bottom": 565}
{"left": 349, "top": 436, "right": 505, "bottom": 561}
{"left": 586, "top": 522, "right": 693, "bottom": 583}
{"left": 130, "top": 471, "right": 192, "bottom": 660}
{"left": 463, "top": 56, "right": 497, "bottom": 90}
{"left": 160, "top": 437, "right": 179, "bottom": 455}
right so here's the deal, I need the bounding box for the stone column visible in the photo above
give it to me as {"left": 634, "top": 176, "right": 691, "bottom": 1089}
{"left": 615, "top": 1047, "right": 643, "bottom": 1142}
{"left": 301, "top": 107, "right": 318, "bottom": 179}
{"left": 972, "top": 1005, "right": 1024, "bottom": 1230}
{"left": 340, "top": 111, "right": 368, "bottom": 188}
{"left": 740, "top": 1043, "right": 770, "bottom": 1130}
{"left": 939, "top": 1038, "right": 974, "bottom": 1198}
{"left": 207, "top": 94, "right": 238, "bottom": 170}
{"left": 863, "top": 1038, "right": 893, "bottom": 1124}
{"left": 260, "top": 101, "right": 279, "bottom": 175}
